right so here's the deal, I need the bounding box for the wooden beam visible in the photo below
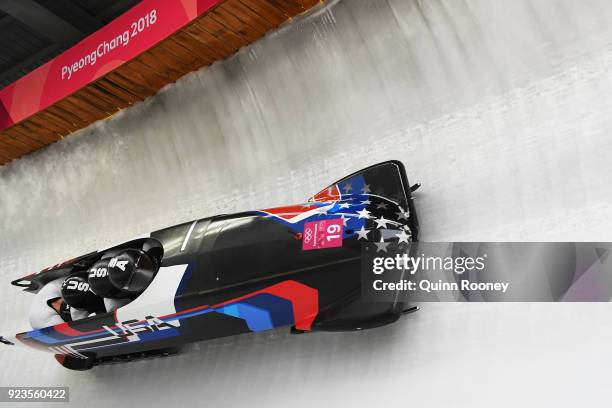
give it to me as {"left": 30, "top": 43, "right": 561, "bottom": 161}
{"left": 0, "top": 0, "right": 324, "bottom": 165}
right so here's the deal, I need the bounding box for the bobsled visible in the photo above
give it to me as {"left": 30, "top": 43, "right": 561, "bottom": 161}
{"left": 1, "top": 161, "right": 420, "bottom": 370}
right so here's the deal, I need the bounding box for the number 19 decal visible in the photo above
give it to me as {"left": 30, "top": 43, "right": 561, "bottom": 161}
{"left": 302, "top": 219, "right": 344, "bottom": 251}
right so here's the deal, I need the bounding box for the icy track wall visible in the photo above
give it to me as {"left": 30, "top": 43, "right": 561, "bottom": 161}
{"left": 2, "top": 0, "right": 612, "bottom": 406}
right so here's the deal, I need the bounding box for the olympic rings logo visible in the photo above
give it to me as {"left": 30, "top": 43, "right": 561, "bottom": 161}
{"left": 304, "top": 228, "right": 313, "bottom": 243}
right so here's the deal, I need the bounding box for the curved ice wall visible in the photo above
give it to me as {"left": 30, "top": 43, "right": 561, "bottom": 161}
{"left": 2, "top": 0, "right": 612, "bottom": 406}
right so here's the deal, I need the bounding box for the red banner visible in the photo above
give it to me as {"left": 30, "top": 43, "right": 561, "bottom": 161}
{"left": 0, "top": 0, "right": 220, "bottom": 131}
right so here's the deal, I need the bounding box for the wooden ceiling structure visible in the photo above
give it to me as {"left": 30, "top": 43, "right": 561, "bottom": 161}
{"left": 0, "top": 0, "right": 320, "bottom": 166}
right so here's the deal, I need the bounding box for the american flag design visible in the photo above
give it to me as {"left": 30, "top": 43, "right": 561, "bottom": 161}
{"left": 258, "top": 174, "right": 413, "bottom": 251}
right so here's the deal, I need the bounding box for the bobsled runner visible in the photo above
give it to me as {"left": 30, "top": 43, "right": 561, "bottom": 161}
{"left": 2, "top": 161, "right": 420, "bottom": 370}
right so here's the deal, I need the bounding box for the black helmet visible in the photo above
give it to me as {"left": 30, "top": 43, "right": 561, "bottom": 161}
{"left": 87, "top": 259, "right": 127, "bottom": 299}
{"left": 107, "top": 249, "right": 157, "bottom": 295}
{"left": 61, "top": 273, "right": 105, "bottom": 312}
{"left": 88, "top": 249, "right": 158, "bottom": 299}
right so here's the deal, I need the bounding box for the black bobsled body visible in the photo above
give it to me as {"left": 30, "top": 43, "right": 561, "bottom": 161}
{"left": 5, "top": 161, "right": 419, "bottom": 370}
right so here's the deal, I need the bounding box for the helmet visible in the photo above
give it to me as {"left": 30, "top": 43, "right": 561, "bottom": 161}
{"left": 107, "top": 249, "right": 157, "bottom": 295}
{"left": 87, "top": 259, "right": 126, "bottom": 298}
{"left": 61, "top": 273, "right": 105, "bottom": 312}
{"left": 88, "top": 249, "right": 157, "bottom": 299}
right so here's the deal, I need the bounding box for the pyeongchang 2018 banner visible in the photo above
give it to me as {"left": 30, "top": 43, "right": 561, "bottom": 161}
{"left": 361, "top": 242, "right": 612, "bottom": 302}
{"left": 0, "top": 0, "right": 220, "bottom": 130}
